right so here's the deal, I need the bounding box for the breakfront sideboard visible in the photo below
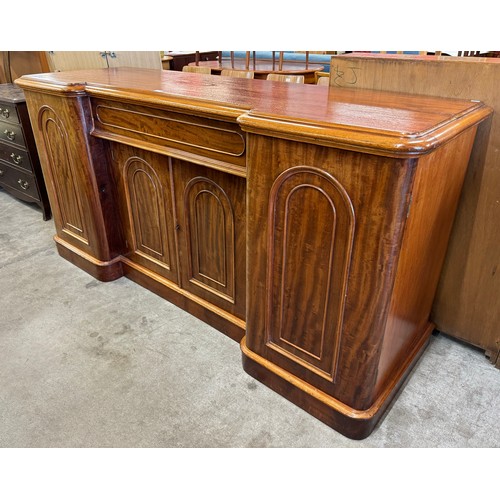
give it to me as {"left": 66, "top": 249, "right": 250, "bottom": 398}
{"left": 16, "top": 68, "right": 490, "bottom": 439}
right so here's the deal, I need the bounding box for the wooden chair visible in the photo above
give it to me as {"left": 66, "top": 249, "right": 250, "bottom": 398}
{"left": 220, "top": 69, "right": 254, "bottom": 79}
{"left": 182, "top": 65, "right": 211, "bottom": 74}
{"left": 266, "top": 73, "right": 304, "bottom": 84}
{"left": 317, "top": 76, "right": 330, "bottom": 85}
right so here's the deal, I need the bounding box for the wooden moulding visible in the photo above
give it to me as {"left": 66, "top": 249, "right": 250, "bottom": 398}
{"left": 241, "top": 324, "right": 433, "bottom": 440}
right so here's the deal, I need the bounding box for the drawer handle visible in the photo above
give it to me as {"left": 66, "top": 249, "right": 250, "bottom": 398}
{"left": 3, "top": 129, "right": 15, "bottom": 141}
{"left": 10, "top": 153, "right": 22, "bottom": 165}
{"left": 0, "top": 107, "right": 9, "bottom": 119}
{"left": 0, "top": 169, "right": 4, "bottom": 176}
{"left": 17, "top": 179, "right": 29, "bottom": 190}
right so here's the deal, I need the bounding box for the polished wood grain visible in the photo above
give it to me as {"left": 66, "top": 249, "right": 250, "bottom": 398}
{"left": 244, "top": 136, "right": 417, "bottom": 410}
{"left": 16, "top": 68, "right": 491, "bottom": 437}
{"left": 109, "top": 144, "right": 178, "bottom": 284}
{"left": 91, "top": 97, "right": 247, "bottom": 174}
{"left": 23, "top": 90, "right": 123, "bottom": 281}
{"left": 172, "top": 160, "right": 246, "bottom": 321}
{"left": 331, "top": 54, "right": 500, "bottom": 367}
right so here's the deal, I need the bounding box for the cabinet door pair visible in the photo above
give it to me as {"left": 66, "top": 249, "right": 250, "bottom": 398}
{"left": 110, "top": 145, "right": 246, "bottom": 320}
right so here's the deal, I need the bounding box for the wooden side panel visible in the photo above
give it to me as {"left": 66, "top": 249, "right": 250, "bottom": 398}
{"left": 38, "top": 105, "right": 88, "bottom": 244}
{"left": 266, "top": 167, "right": 354, "bottom": 382}
{"left": 172, "top": 159, "right": 246, "bottom": 320}
{"left": 376, "top": 127, "right": 478, "bottom": 394}
{"left": 246, "top": 135, "right": 415, "bottom": 409}
{"left": 330, "top": 54, "right": 500, "bottom": 359}
{"left": 23, "top": 91, "right": 121, "bottom": 274}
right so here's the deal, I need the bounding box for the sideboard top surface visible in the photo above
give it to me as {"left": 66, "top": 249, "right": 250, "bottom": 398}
{"left": 16, "top": 67, "right": 491, "bottom": 156}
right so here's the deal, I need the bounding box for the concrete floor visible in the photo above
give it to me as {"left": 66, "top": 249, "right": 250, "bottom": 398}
{"left": 1, "top": 188, "right": 499, "bottom": 448}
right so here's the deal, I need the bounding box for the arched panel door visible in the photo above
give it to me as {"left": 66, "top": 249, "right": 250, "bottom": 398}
{"left": 183, "top": 176, "right": 235, "bottom": 303}
{"left": 112, "top": 145, "right": 178, "bottom": 283}
{"left": 38, "top": 105, "right": 88, "bottom": 245}
{"left": 172, "top": 159, "right": 246, "bottom": 320}
{"left": 265, "top": 166, "right": 355, "bottom": 382}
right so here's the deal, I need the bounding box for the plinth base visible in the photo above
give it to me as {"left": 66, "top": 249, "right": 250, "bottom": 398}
{"left": 241, "top": 325, "right": 432, "bottom": 439}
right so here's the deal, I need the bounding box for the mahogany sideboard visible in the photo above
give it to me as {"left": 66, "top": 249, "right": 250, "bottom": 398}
{"left": 16, "top": 68, "right": 491, "bottom": 439}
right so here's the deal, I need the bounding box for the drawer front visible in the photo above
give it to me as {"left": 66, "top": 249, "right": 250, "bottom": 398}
{"left": 0, "top": 161, "right": 39, "bottom": 200}
{"left": 91, "top": 99, "right": 246, "bottom": 173}
{"left": 0, "top": 122, "right": 26, "bottom": 148}
{"left": 0, "top": 141, "right": 33, "bottom": 172}
{"left": 0, "top": 102, "right": 20, "bottom": 124}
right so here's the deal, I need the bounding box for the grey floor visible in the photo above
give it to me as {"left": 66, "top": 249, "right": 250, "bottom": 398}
{"left": 1, "top": 188, "right": 499, "bottom": 448}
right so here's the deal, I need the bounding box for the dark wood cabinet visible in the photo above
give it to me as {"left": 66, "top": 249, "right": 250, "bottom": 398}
{"left": 0, "top": 84, "right": 50, "bottom": 220}
{"left": 166, "top": 51, "right": 219, "bottom": 71}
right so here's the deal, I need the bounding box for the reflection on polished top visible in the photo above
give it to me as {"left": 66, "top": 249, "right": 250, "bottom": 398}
{"left": 16, "top": 67, "right": 491, "bottom": 156}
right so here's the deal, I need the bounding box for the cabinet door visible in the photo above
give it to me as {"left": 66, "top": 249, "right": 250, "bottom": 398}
{"left": 172, "top": 159, "right": 246, "bottom": 320}
{"left": 110, "top": 145, "right": 179, "bottom": 284}
{"left": 106, "top": 52, "right": 162, "bottom": 70}
{"left": 46, "top": 51, "right": 108, "bottom": 72}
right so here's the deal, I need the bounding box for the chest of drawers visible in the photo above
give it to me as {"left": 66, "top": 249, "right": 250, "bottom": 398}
{"left": 0, "top": 83, "right": 51, "bottom": 220}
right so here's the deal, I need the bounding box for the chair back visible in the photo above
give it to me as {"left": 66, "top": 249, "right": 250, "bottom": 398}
{"left": 182, "top": 65, "right": 211, "bottom": 74}
{"left": 266, "top": 73, "right": 304, "bottom": 84}
{"left": 221, "top": 69, "right": 254, "bottom": 79}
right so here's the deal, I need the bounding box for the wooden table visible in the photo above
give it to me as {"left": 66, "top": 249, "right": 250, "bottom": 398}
{"left": 16, "top": 68, "right": 490, "bottom": 438}
{"left": 188, "top": 59, "right": 324, "bottom": 83}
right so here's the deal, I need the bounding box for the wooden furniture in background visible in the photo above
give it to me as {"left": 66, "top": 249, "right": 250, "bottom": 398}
{"left": 182, "top": 65, "right": 212, "bottom": 74}
{"left": 0, "top": 52, "right": 50, "bottom": 84}
{"left": 266, "top": 73, "right": 304, "bottom": 83}
{"left": 0, "top": 84, "right": 50, "bottom": 220}
{"left": 45, "top": 51, "right": 162, "bottom": 72}
{"left": 330, "top": 53, "right": 500, "bottom": 367}
{"left": 188, "top": 60, "right": 323, "bottom": 83}
{"left": 220, "top": 69, "right": 255, "bottom": 79}
{"left": 166, "top": 51, "right": 219, "bottom": 71}
{"left": 316, "top": 76, "right": 330, "bottom": 85}
{"left": 16, "top": 68, "right": 490, "bottom": 438}
{"left": 161, "top": 55, "right": 173, "bottom": 70}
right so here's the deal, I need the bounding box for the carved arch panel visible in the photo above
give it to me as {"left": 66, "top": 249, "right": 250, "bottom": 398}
{"left": 266, "top": 166, "right": 355, "bottom": 382}
{"left": 38, "top": 105, "right": 88, "bottom": 244}
{"left": 122, "top": 153, "right": 177, "bottom": 281}
{"left": 183, "top": 176, "right": 236, "bottom": 303}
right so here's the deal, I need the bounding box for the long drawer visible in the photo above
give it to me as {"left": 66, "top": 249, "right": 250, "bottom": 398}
{"left": 0, "top": 160, "right": 40, "bottom": 201}
{"left": 0, "top": 141, "right": 33, "bottom": 172}
{"left": 91, "top": 98, "right": 247, "bottom": 175}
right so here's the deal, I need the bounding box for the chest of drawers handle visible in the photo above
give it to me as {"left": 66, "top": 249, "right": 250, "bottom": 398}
{"left": 10, "top": 153, "right": 22, "bottom": 165}
{"left": 17, "top": 178, "right": 29, "bottom": 190}
{"left": 0, "top": 107, "right": 9, "bottom": 119}
{"left": 3, "top": 129, "right": 15, "bottom": 141}
{"left": 0, "top": 168, "right": 4, "bottom": 176}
